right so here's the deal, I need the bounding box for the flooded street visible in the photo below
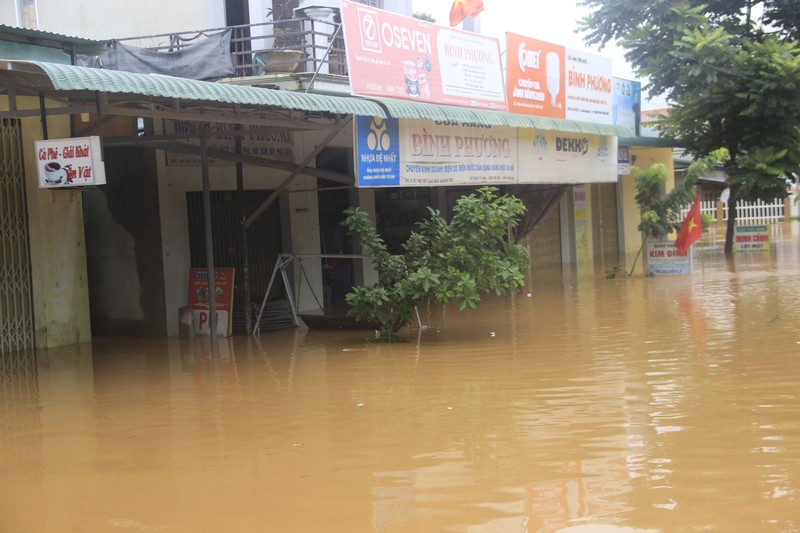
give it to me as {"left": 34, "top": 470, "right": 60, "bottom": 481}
{"left": 3, "top": 227, "right": 800, "bottom": 532}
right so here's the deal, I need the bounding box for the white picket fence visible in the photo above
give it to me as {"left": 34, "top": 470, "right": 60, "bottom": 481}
{"left": 683, "top": 198, "right": 786, "bottom": 223}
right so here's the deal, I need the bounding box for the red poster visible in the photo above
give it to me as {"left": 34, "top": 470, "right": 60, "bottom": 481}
{"left": 188, "top": 268, "right": 235, "bottom": 336}
{"left": 340, "top": 0, "right": 506, "bottom": 111}
{"left": 506, "top": 33, "right": 566, "bottom": 119}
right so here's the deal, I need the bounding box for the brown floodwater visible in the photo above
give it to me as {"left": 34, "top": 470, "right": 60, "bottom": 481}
{"left": 2, "top": 225, "right": 800, "bottom": 533}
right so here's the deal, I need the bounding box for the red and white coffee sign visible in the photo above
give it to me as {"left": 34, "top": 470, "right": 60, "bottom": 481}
{"left": 36, "top": 136, "right": 107, "bottom": 189}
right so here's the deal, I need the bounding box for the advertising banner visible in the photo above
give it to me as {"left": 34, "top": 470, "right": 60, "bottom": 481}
{"left": 612, "top": 77, "right": 641, "bottom": 135}
{"left": 517, "top": 129, "right": 617, "bottom": 184}
{"left": 647, "top": 241, "right": 692, "bottom": 276}
{"left": 506, "top": 33, "right": 613, "bottom": 125}
{"left": 340, "top": 0, "right": 506, "bottom": 110}
{"left": 573, "top": 185, "right": 590, "bottom": 263}
{"left": 734, "top": 225, "right": 771, "bottom": 252}
{"left": 506, "top": 34, "right": 565, "bottom": 118}
{"left": 36, "top": 136, "right": 107, "bottom": 188}
{"left": 566, "top": 48, "right": 613, "bottom": 124}
{"left": 355, "top": 116, "right": 517, "bottom": 187}
{"left": 187, "top": 267, "right": 235, "bottom": 337}
{"left": 164, "top": 120, "right": 295, "bottom": 166}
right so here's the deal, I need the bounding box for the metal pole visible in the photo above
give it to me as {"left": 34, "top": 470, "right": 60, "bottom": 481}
{"left": 201, "top": 136, "right": 217, "bottom": 343}
{"left": 235, "top": 129, "right": 252, "bottom": 334}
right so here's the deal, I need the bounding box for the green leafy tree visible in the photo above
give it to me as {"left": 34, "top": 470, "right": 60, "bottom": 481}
{"left": 580, "top": 1, "right": 800, "bottom": 253}
{"left": 627, "top": 149, "right": 729, "bottom": 274}
{"left": 342, "top": 187, "right": 529, "bottom": 342}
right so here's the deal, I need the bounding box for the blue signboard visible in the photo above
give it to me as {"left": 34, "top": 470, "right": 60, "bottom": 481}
{"left": 355, "top": 116, "right": 400, "bottom": 187}
{"left": 612, "top": 78, "right": 641, "bottom": 136}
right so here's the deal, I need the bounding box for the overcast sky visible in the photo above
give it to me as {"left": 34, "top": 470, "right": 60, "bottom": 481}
{"left": 410, "top": 0, "right": 668, "bottom": 109}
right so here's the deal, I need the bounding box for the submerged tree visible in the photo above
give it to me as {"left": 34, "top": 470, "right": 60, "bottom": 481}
{"left": 342, "top": 187, "right": 529, "bottom": 342}
{"left": 580, "top": 1, "right": 800, "bottom": 254}
{"left": 627, "top": 149, "right": 729, "bottom": 274}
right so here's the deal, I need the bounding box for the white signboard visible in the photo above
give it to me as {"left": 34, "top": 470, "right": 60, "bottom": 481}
{"left": 647, "top": 241, "right": 692, "bottom": 276}
{"left": 565, "top": 48, "right": 613, "bottom": 124}
{"left": 517, "top": 130, "right": 617, "bottom": 184}
{"left": 193, "top": 310, "right": 230, "bottom": 337}
{"left": 36, "top": 136, "right": 106, "bottom": 188}
{"left": 734, "top": 225, "right": 771, "bottom": 252}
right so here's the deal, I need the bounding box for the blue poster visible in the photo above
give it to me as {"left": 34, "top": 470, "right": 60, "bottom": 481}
{"left": 355, "top": 116, "right": 400, "bottom": 187}
{"left": 612, "top": 77, "right": 641, "bottom": 136}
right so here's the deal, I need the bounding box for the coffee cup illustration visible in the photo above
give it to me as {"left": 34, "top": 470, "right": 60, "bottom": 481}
{"left": 43, "top": 161, "right": 65, "bottom": 184}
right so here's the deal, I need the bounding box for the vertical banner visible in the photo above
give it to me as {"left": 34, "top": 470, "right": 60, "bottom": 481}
{"left": 506, "top": 33, "right": 613, "bottom": 125}
{"left": 612, "top": 77, "right": 641, "bottom": 135}
{"left": 506, "top": 33, "right": 566, "bottom": 118}
{"left": 355, "top": 116, "right": 401, "bottom": 186}
{"left": 188, "top": 268, "right": 235, "bottom": 336}
{"left": 573, "top": 185, "right": 590, "bottom": 263}
{"left": 340, "top": 0, "right": 507, "bottom": 110}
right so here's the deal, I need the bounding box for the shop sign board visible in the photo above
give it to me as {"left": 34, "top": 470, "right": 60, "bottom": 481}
{"left": 36, "top": 136, "right": 106, "bottom": 188}
{"left": 355, "top": 116, "right": 517, "bottom": 187}
{"left": 612, "top": 77, "right": 641, "bottom": 135}
{"left": 647, "top": 241, "right": 692, "bottom": 276}
{"left": 163, "top": 120, "right": 294, "bottom": 166}
{"left": 340, "top": 0, "right": 507, "bottom": 111}
{"left": 187, "top": 268, "right": 235, "bottom": 337}
{"left": 517, "top": 130, "right": 617, "bottom": 184}
{"left": 355, "top": 117, "right": 617, "bottom": 187}
{"left": 734, "top": 225, "right": 770, "bottom": 252}
{"left": 506, "top": 33, "right": 613, "bottom": 125}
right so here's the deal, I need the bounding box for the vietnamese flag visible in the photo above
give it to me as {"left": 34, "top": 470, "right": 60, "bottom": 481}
{"left": 450, "top": 0, "right": 484, "bottom": 26}
{"left": 675, "top": 194, "right": 702, "bottom": 255}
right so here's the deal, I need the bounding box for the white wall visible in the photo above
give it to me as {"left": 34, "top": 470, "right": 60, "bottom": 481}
{"left": 4, "top": 0, "right": 225, "bottom": 40}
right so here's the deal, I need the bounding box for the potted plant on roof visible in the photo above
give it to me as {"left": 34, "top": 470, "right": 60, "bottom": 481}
{"left": 255, "top": 3, "right": 307, "bottom": 73}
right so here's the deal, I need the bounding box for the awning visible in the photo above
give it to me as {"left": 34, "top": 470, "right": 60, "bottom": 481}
{"left": 371, "top": 97, "right": 631, "bottom": 136}
{"left": 619, "top": 135, "right": 680, "bottom": 148}
{"left": 2, "top": 61, "right": 632, "bottom": 136}
{"left": 4, "top": 60, "right": 387, "bottom": 117}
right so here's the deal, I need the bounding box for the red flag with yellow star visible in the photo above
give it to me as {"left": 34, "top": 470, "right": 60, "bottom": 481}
{"left": 675, "top": 194, "right": 702, "bottom": 255}
{"left": 450, "top": 0, "right": 484, "bottom": 26}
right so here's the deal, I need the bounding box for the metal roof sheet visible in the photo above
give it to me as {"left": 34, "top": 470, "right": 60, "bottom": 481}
{"left": 19, "top": 61, "right": 389, "bottom": 117}
{"left": 0, "top": 25, "right": 105, "bottom": 47}
{"left": 619, "top": 135, "right": 680, "bottom": 148}
{"left": 371, "top": 97, "right": 633, "bottom": 137}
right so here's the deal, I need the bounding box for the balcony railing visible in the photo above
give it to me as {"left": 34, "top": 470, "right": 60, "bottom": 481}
{"left": 115, "top": 17, "right": 348, "bottom": 79}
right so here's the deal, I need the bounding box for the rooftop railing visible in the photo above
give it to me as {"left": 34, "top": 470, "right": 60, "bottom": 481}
{"left": 115, "top": 17, "right": 348, "bottom": 79}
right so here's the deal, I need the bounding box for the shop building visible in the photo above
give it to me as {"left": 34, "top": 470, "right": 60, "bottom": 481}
{"left": 0, "top": 2, "right": 673, "bottom": 351}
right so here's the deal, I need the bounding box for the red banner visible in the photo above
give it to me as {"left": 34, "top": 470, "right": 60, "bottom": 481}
{"left": 340, "top": 0, "right": 506, "bottom": 111}
{"left": 188, "top": 268, "right": 235, "bottom": 336}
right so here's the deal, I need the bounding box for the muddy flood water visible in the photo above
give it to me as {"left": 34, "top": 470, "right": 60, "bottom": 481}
{"left": 3, "top": 226, "right": 800, "bottom": 533}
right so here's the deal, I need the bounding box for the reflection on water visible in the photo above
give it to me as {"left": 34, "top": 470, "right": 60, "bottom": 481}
{"left": 2, "top": 226, "right": 800, "bottom": 532}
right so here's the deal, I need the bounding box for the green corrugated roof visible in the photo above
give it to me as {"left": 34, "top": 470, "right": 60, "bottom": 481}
{"left": 14, "top": 61, "right": 389, "bottom": 117}
{"left": 7, "top": 61, "right": 633, "bottom": 135}
{"left": 619, "top": 135, "right": 680, "bottom": 147}
{"left": 371, "top": 97, "right": 632, "bottom": 136}
{"left": 0, "top": 25, "right": 104, "bottom": 47}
